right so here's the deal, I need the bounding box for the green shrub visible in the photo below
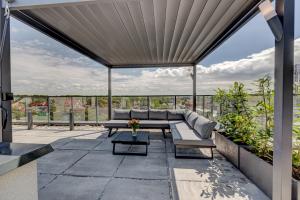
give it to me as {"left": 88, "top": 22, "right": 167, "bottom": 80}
{"left": 215, "top": 82, "right": 257, "bottom": 145}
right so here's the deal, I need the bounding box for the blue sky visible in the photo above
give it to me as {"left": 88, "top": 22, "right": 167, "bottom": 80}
{"left": 10, "top": 2, "right": 300, "bottom": 95}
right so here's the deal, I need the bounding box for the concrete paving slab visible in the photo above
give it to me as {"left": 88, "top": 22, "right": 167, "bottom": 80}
{"left": 39, "top": 175, "right": 109, "bottom": 200}
{"left": 165, "top": 139, "right": 174, "bottom": 153}
{"left": 101, "top": 178, "right": 171, "bottom": 200}
{"left": 93, "top": 136, "right": 131, "bottom": 152}
{"left": 50, "top": 138, "right": 73, "bottom": 149}
{"left": 168, "top": 154, "right": 244, "bottom": 183}
{"left": 38, "top": 174, "right": 57, "bottom": 189}
{"left": 38, "top": 150, "right": 88, "bottom": 174}
{"left": 129, "top": 139, "right": 166, "bottom": 153}
{"left": 171, "top": 180, "right": 269, "bottom": 200}
{"left": 57, "top": 139, "right": 103, "bottom": 150}
{"left": 64, "top": 151, "right": 124, "bottom": 177}
{"left": 115, "top": 153, "right": 168, "bottom": 180}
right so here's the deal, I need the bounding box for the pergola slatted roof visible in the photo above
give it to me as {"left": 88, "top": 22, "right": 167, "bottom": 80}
{"left": 8, "top": 0, "right": 262, "bottom": 68}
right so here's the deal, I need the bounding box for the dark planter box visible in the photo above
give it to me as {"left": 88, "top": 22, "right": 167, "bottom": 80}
{"left": 293, "top": 178, "right": 300, "bottom": 200}
{"left": 215, "top": 131, "right": 300, "bottom": 199}
{"left": 215, "top": 132, "right": 240, "bottom": 168}
{"left": 239, "top": 146, "right": 272, "bottom": 198}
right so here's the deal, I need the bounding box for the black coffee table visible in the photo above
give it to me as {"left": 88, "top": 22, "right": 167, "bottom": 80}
{"left": 111, "top": 131, "right": 150, "bottom": 156}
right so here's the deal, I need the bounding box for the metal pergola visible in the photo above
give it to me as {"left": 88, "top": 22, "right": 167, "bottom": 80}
{"left": 0, "top": 0, "right": 295, "bottom": 199}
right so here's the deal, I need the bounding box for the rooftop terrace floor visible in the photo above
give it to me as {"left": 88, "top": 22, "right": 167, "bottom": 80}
{"left": 13, "top": 126, "right": 270, "bottom": 200}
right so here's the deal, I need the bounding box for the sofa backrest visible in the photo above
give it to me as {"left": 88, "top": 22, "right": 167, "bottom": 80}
{"left": 186, "top": 112, "right": 198, "bottom": 128}
{"left": 112, "top": 109, "right": 188, "bottom": 121}
{"left": 184, "top": 110, "right": 192, "bottom": 121}
{"left": 113, "top": 109, "right": 131, "bottom": 120}
{"left": 167, "top": 110, "right": 185, "bottom": 120}
{"left": 149, "top": 109, "right": 168, "bottom": 120}
{"left": 131, "top": 109, "right": 149, "bottom": 120}
{"left": 193, "top": 115, "right": 217, "bottom": 139}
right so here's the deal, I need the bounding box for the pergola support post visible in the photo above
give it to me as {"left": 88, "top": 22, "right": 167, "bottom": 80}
{"left": 108, "top": 67, "right": 112, "bottom": 120}
{"left": 192, "top": 65, "right": 197, "bottom": 112}
{"left": 273, "top": 0, "right": 294, "bottom": 199}
{"left": 0, "top": 1, "right": 12, "bottom": 142}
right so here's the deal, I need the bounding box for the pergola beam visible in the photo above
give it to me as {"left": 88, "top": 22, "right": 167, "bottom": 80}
{"left": 111, "top": 64, "right": 193, "bottom": 69}
{"left": 3, "top": 0, "right": 95, "bottom": 10}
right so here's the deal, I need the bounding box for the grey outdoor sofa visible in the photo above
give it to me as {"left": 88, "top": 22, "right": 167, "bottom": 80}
{"left": 103, "top": 109, "right": 217, "bottom": 158}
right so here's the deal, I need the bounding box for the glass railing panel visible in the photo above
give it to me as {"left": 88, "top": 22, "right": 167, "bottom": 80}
{"left": 212, "top": 96, "right": 220, "bottom": 120}
{"left": 73, "top": 97, "right": 97, "bottom": 123}
{"left": 149, "top": 96, "right": 175, "bottom": 110}
{"left": 196, "top": 96, "right": 204, "bottom": 115}
{"left": 112, "top": 96, "right": 148, "bottom": 110}
{"left": 175, "top": 96, "right": 192, "bottom": 110}
{"left": 12, "top": 96, "right": 27, "bottom": 122}
{"left": 203, "top": 96, "right": 213, "bottom": 119}
{"left": 49, "top": 97, "right": 72, "bottom": 122}
{"left": 28, "top": 96, "right": 48, "bottom": 122}
{"left": 97, "top": 96, "right": 108, "bottom": 121}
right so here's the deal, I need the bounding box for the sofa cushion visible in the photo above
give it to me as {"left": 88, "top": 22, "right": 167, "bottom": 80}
{"left": 171, "top": 122, "right": 215, "bottom": 147}
{"left": 113, "top": 109, "right": 131, "bottom": 120}
{"left": 169, "top": 120, "right": 184, "bottom": 128}
{"left": 149, "top": 109, "right": 168, "bottom": 120}
{"left": 139, "top": 120, "right": 169, "bottom": 128}
{"left": 168, "top": 110, "right": 184, "bottom": 120}
{"left": 184, "top": 110, "right": 192, "bottom": 121}
{"left": 186, "top": 112, "right": 198, "bottom": 128}
{"left": 131, "top": 109, "right": 148, "bottom": 120}
{"left": 194, "top": 116, "right": 217, "bottom": 139}
{"left": 103, "top": 120, "right": 128, "bottom": 128}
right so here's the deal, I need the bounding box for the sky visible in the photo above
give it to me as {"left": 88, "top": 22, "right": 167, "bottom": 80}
{"left": 10, "top": 2, "right": 300, "bottom": 96}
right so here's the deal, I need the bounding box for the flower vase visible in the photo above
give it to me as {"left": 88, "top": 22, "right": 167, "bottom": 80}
{"left": 132, "top": 129, "right": 138, "bottom": 139}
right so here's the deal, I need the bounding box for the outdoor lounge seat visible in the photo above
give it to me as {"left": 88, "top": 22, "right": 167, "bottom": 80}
{"left": 171, "top": 121, "right": 216, "bottom": 159}
{"left": 104, "top": 109, "right": 216, "bottom": 158}
{"left": 104, "top": 109, "right": 176, "bottom": 137}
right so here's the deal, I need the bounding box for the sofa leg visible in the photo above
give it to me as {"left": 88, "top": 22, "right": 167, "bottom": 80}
{"left": 108, "top": 128, "right": 113, "bottom": 137}
{"left": 108, "top": 128, "right": 118, "bottom": 137}
{"left": 162, "top": 129, "right": 166, "bottom": 138}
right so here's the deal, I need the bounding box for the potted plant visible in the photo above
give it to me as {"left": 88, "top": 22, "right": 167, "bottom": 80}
{"left": 215, "top": 76, "right": 300, "bottom": 199}
{"left": 128, "top": 119, "right": 140, "bottom": 138}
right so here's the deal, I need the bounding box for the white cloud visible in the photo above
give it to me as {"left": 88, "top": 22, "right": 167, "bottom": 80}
{"left": 11, "top": 37, "right": 300, "bottom": 96}
{"left": 11, "top": 40, "right": 108, "bottom": 95}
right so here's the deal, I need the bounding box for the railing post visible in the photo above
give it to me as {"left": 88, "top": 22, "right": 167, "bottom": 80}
{"left": 69, "top": 109, "right": 74, "bottom": 131}
{"left": 108, "top": 67, "right": 112, "bottom": 120}
{"left": 192, "top": 65, "right": 197, "bottom": 112}
{"left": 27, "top": 110, "right": 33, "bottom": 130}
{"left": 174, "top": 96, "right": 177, "bottom": 110}
{"left": 203, "top": 96, "right": 206, "bottom": 116}
{"left": 47, "top": 96, "right": 50, "bottom": 126}
{"left": 147, "top": 96, "right": 150, "bottom": 110}
{"left": 211, "top": 96, "right": 214, "bottom": 120}
{"left": 95, "top": 96, "right": 99, "bottom": 124}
